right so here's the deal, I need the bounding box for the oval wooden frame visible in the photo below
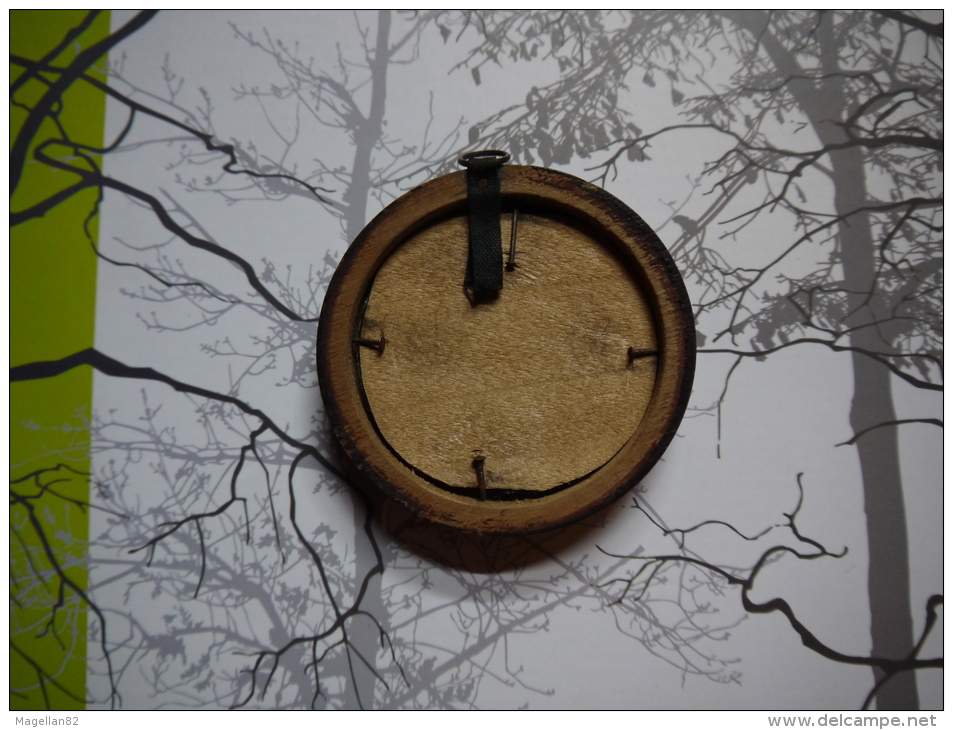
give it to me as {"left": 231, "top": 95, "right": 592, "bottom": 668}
{"left": 317, "top": 165, "right": 695, "bottom": 534}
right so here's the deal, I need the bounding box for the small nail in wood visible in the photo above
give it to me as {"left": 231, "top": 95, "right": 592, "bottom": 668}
{"left": 628, "top": 346, "right": 659, "bottom": 363}
{"left": 354, "top": 336, "right": 386, "bottom": 354}
{"left": 506, "top": 209, "right": 519, "bottom": 271}
{"left": 472, "top": 455, "right": 487, "bottom": 501}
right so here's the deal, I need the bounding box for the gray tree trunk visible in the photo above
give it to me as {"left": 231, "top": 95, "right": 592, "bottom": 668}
{"left": 728, "top": 10, "right": 919, "bottom": 708}
{"left": 834, "top": 148, "right": 918, "bottom": 711}
{"left": 338, "top": 10, "right": 392, "bottom": 709}
{"left": 814, "top": 14, "right": 918, "bottom": 710}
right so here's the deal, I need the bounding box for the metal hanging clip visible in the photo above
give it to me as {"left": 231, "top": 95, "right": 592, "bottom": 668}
{"left": 458, "top": 150, "right": 510, "bottom": 297}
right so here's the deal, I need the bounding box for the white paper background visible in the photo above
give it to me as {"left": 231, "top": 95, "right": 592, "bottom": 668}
{"left": 86, "top": 11, "right": 942, "bottom": 709}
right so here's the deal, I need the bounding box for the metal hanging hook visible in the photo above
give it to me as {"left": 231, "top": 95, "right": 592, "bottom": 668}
{"left": 458, "top": 149, "right": 510, "bottom": 171}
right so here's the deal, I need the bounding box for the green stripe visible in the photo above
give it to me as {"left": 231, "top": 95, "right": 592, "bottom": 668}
{"left": 10, "top": 9, "right": 111, "bottom": 711}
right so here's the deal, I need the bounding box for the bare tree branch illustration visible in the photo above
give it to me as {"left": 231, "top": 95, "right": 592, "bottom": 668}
{"left": 458, "top": 9, "right": 942, "bottom": 708}
{"left": 598, "top": 476, "right": 942, "bottom": 708}
{"left": 14, "top": 12, "right": 618, "bottom": 710}
{"left": 11, "top": 10, "right": 941, "bottom": 710}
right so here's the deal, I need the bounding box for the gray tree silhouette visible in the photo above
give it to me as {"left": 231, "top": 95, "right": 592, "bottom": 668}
{"left": 457, "top": 9, "right": 942, "bottom": 709}
{"left": 11, "top": 10, "right": 941, "bottom": 710}
{"left": 12, "top": 11, "right": 676, "bottom": 709}
{"left": 76, "top": 13, "right": 747, "bottom": 707}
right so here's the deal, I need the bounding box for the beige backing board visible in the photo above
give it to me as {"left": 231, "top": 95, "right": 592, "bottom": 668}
{"left": 359, "top": 211, "right": 658, "bottom": 493}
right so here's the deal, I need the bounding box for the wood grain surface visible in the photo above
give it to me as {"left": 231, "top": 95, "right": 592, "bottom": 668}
{"left": 359, "top": 211, "right": 657, "bottom": 493}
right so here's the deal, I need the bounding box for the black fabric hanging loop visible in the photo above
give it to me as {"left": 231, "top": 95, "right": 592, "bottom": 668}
{"left": 459, "top": 150, "right": 509, "bottom": 294}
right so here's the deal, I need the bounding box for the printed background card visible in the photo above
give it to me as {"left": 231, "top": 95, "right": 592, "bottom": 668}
{"left": 10, "top": 10, "right": 943, "bottom": 710}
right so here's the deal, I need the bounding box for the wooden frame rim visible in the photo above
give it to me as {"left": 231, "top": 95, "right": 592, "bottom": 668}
{"left": 317, "top": 165, "right": 695, "bottom": 534}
